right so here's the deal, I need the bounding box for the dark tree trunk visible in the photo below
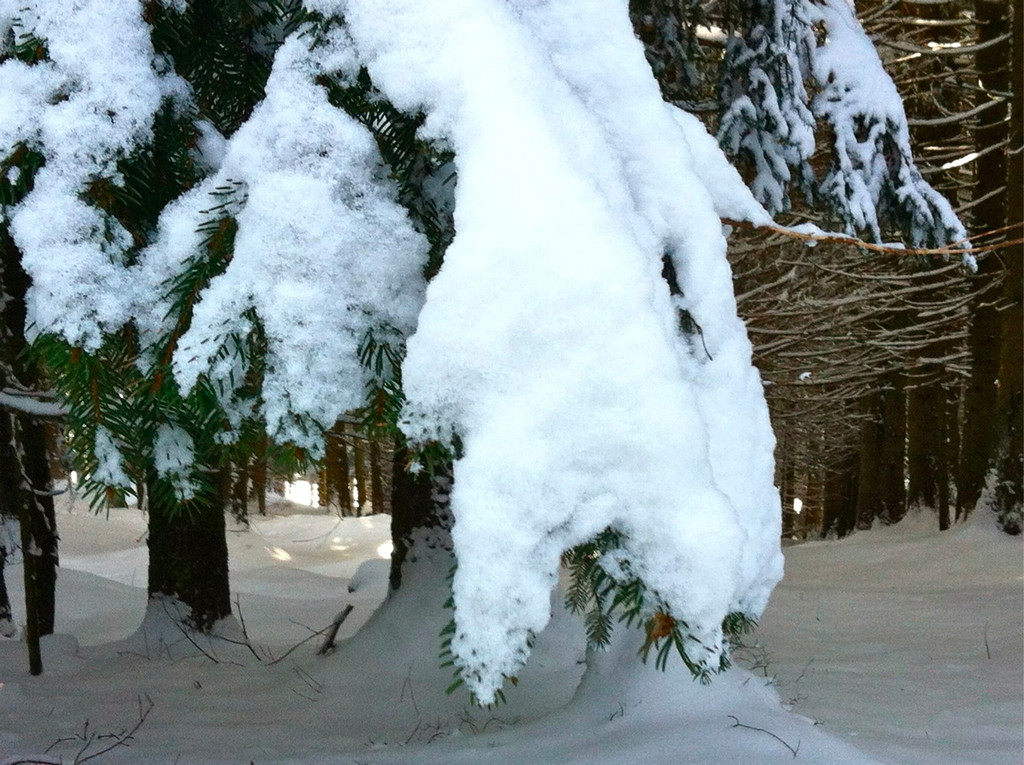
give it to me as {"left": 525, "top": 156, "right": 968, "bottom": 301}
{"left": 370, "top": 440, "right": 385, "bottom": 516}
{"left": 907, "top": 377, "right": 944, "bottom": 511}
{"left": 336, "top": 426, "right": 351, "bottom": 515}
{"left": 389, "top": 447, "right": 434, "bottom": 591}
{"left": 803, "top": 460, "right": 824, "bottom": 538}
{"left": 0, "top": 543, "right": 13, "bottom": 637}
{"left": 250, "top": 434, "right": 267, "bottom": 517}
{"left": 146, "top": 475, "right": 231, "bottom": 631}
{"left": 856, "top": 374, "right": 907, "bottom": 528}
{"left": 389, "top": 445, "right": 452, "bottom": 591}
{"left": 959, "top": 0, "right": 1013, "bottom": 516}
{"left": 1, "top": 229, "right": 59, "bottom": 674}
{"left": 823, "top": 451, "right": 859, "bottom": 538}
{"left": 230, "top": 458, "right": 250, "bottom": 524}
{"left": 353, "top": 439, "right": 367, "bottom": 516}
{"left": 992, "top": 1, "right": 1023, "bottom": 532}
{"left": 877, "top": 375, "right": 908, "bottom": 524}
{"left": 777, "top": 432, "right": 796, "bottom": 538}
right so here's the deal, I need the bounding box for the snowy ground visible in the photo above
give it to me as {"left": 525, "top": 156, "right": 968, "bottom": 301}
{"left": 0, "top": 495, "right": 1020, "bottom": 764}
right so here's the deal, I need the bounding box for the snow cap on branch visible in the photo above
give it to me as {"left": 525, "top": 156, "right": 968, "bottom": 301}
{"left": 137, "top": 27, "right": 428, "bottom": 450}
{"left": 339, "top": 0, "right": 782, "bottom": 703}
{"left": 811, "top": 0, "right": 967, "bottom": 249}
{"left": 0, "top": 0, "right": 175, "bottom": 349}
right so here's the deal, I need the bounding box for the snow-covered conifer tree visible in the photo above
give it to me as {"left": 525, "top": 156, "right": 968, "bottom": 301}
{"left": 717, "top": 0, "right": 966, "bottom": 248}
{"left": 0, "top": 0, "right": 964, "bottom": 698}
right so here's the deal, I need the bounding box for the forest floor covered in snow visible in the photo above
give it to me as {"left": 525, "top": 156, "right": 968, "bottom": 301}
{"left": 0, "top": 494, "right": 1020, "bottom": 764}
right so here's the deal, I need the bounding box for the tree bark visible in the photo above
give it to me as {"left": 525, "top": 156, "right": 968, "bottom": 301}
{"left": 907, "top": 377, "right": 944, "bottom": 511}
{"left": 959, "top": 0, "right": 1012, "bottom": 516}
{"left": 0, "top": 543, "right": 14, "bottom": 638}
{"left": 856, "top": 374, "right": 907, "bottom": 528}
{"left": 146, "top": 474, "right": 231, "bottom": 631}
{"left": 992, "top": 0, "right": 1022, "bottom": 532}
{"left": 353, "top": 439, "right": 367, "bottom": 516}
{"left": 1, "top": 229, "right": 59, "bottom": 674}
{"left": 370, "top": 439, "right": 385, "bottom": 516}
{"left": 823, "top": 451, "right": 858, "bottom": 538}
{"left": 389, "top": 445, "right": 453, "bottom": 591}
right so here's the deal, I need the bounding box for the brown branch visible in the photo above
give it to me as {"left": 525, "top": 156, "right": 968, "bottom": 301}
{"left": 724, "top": 218, "right": 1023, "bottom": 257}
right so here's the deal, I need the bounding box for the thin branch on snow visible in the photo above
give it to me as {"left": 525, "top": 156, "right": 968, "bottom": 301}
{"left": 727, "top": 715, "right": 800, "bottom": 757}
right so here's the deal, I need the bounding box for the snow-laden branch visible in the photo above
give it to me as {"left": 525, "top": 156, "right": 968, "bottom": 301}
{"left": 339, "top": 0, "right": 782, "bottom": 703}
{"left": 0, "top": 389, "right": 67, "bottom": 418}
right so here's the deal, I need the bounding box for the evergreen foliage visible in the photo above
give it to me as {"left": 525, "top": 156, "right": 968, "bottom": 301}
{"left": 562, "top": 527, "right": 756, "bottom": 682}
{"left": 715, "top": 0, "right": 966, "bottom": 247}
{"left": 718, "top": 0, "right": 817, "bottom": 214}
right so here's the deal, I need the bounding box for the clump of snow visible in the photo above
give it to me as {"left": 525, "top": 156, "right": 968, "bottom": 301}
{"left": 91, "top": 425, "right": 131, "bottom": 489}
{"left": 138, "top": 28, "right": 428, "bottom": 451}
{"left": 0, "top": 0, "right": 170, "bottom": 349}
{"left": 153, "top": 423, "right": 199, "bottom": 499}
{"left": 339, "top": 0, "right": 782, "bottom": 702}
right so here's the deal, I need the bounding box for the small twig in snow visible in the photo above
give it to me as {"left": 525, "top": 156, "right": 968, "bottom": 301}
{"left": 31, "top": 696, "right": 154, "bottom": 765}
{"left": 267, "top": 623, "right": 332, "bottom": 666}
{"left": 231, "top": 595, "right": 264, "bottom": 662}
{"left": 317, "top": 604, "right": 354, "bottom": 655}
{"left": 728, "top": 715, "right": 800, "bottom": 758}
{"left": 794, "top": 657, "right": 815, "bottom": 683}
{"left": 401, "top": 668, "right": 419, "bottom": 715}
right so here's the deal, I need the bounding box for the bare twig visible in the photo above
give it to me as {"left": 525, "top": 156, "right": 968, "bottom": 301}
{"left": 317, "top": 605, "right": 354, "bottom": 656}
{"left": 76, "top": 696, "right": 154, "bottom": 764}
{"left": 13, "top": 697, "right": 155, "bottom": 765}
{"left": 231, "top": 595, "right": 263, "bottom": 662}
{"left": 267, "top": 622, "right": 333, "bottom": 666}
{"left": 724, "top": 217, "right": 1023, "bottom": 257}
{"left": 727, "top": 715, "right": 800, "bottom": 758}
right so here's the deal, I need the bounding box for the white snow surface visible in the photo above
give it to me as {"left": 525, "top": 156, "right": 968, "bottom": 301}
{"left": 338, "top": 0, "right": 782, "bottom": 702}
{"left": 0, "top": 501, "right": 1020, "bottom": 764}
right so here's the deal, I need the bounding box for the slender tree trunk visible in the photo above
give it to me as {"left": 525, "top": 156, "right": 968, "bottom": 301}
{"left": 907, "top": 377, "right": 944, "bottom": 511}
{"left": 1, "top": 229, "right": 59, "bottom": 673}
{"left": 146, "top": 473, "right": 231, "bottom": 631}
{"left": 878, "top": 375, "right": 908, "bottom": 524}
{"left": 389, "top": 447, "right": 434, "bottom": 591}
{"left": 0, "top": 543, "right": 14, "bottom": 638}
{"left": 823, "top": 451, "right": 858, "bottom": 538}
{"left": 370, "top": 439, "right": 385, "bottom": 516}
{"left": 251, "top": 434, "right": 267, "bottom": 517}
{"left": 854, "top": 404, "right": 880, "bottom": 530}
{"left": 803, "top": 459, "right": 824, "bottom": 538}
{"left": 937, "top": 382, "right": 954, "bottom": 530}
{"left": 231, "top": 457, "right": 250, "bottom": 523}
{"left": 353, "top": 439, "right": 367, "bottom": 516}
{"left": 388, "top": 444, "right": 453, "bottom": 591}
{"left": 0, "top": 411, "right": 57, "bottom": 674}
{"left": 856, "top": 374, "right": 907, "bottom": 528}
